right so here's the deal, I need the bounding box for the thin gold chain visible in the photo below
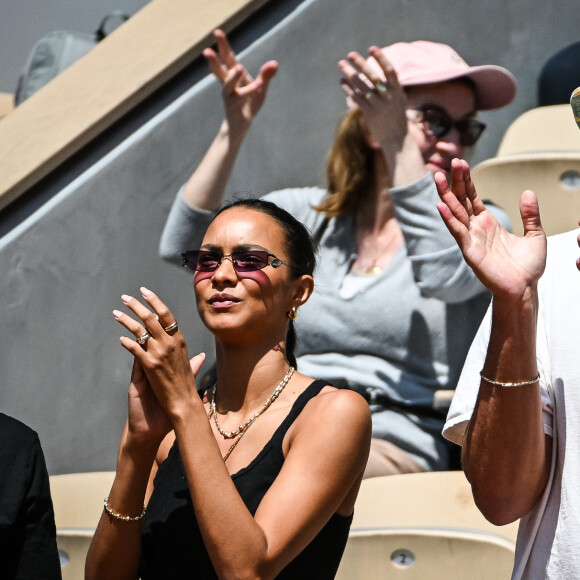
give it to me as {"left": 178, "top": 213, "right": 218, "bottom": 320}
{"left": 208, "top": 367, "right": 295, "bottom": 460}
{"left": 222, "top": 421, "right": 251, "bottom": 462}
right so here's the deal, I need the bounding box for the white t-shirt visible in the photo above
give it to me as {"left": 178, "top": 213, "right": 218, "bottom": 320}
{"left": 443, "top": 229, "right": 580, "bottom": 580}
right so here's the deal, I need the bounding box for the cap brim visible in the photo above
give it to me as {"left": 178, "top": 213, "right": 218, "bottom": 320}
{"left": 400, "top": 64, "right": 517, "bottom": 110}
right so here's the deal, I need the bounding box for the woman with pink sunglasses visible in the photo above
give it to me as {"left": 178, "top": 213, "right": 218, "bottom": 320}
{"left": 86, "top": 198, "right": 371, "bottom": 579}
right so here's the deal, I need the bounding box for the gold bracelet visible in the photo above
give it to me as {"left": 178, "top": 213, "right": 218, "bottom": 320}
{"left": 479, "top": 371, "right": 540, "bottom": 387}
{"left": 103, "top": 497, "right": 146, "bottom": 522}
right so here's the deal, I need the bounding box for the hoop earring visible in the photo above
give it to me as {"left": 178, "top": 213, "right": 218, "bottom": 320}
{"left": 287, "top": 307, "right": 297, "bottom": 320}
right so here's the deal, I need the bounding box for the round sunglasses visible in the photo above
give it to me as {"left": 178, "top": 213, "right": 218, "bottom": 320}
{"left": 181, "top": 250, "right": 288, "bottom": 273}
{"left": 413, "top": 104, "right": 486, "bottom": 146}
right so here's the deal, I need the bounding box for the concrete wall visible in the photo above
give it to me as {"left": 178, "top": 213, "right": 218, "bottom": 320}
{"left": 1, "top": 0, "right": 580, "bottom": 474}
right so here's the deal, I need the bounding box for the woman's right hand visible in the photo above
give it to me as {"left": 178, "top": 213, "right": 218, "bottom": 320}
{"left": 338, "top": 47, "right": 427, "bottom": 186}
{"left": 204, "top": 29, "right": 278, "bottom": 135}
{"left": 338, "top": 46, "right": 409, "bottom": 154}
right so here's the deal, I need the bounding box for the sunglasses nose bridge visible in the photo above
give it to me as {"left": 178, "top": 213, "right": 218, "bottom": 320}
{"left": 212, "top": 253, "right": 238, "bottom": 275}
{"left": 416, "top": 110, "right": 452, "bottom": 142}
{"left": 445, "top": 123, "right": 465, "bottom": 146}
{"left": 430, "top": 117, "right": 465, "bottom": 147}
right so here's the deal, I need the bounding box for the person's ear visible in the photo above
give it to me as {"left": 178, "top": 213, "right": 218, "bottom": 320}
{"left": 291, "top": 275, "right": 314, "bottom": 307}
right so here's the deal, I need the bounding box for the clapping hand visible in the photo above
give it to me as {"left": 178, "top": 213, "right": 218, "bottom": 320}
{"left": 114, "top": 288, "right": 205, "bottom": 445}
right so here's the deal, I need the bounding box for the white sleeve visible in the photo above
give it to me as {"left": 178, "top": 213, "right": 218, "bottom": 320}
{"left": 442, "top": 304, "right": 492, "bottom": 446}
{"left": 536, "top": 308, "right": 555, "bottom": 438}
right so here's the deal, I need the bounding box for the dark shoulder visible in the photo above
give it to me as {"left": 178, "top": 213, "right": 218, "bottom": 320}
{"left": 0, "top": 413, "right": 38, "bottom": 446}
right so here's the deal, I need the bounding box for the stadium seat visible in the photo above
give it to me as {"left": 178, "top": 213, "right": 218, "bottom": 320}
{"left": 335, "top": 471, "right": 518, "bottom": 580}
{"left": 472, "top": 153, "right": 580, "bottom": 237}
{"left": 496, "top": 104, "right": 579, "bottom": 156}
{"left": 335, "top": 527, "right": 515, "bottom": 580}
{"left": 50, "top": 471, "right": 115, "bottom": 580}
{"left": 471, "top": 104, "right": 580, "bottom": 237}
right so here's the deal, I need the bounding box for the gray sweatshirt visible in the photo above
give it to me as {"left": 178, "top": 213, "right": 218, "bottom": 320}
{"left": 159, "top": 173, "right": 511, "bottom": 470}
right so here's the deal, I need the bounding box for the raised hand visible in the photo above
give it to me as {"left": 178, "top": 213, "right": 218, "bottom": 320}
{"left": 114, "top": 288, "right": 206, "bottom": 427}
{"left": 338, "top": 46, "right": 408, "bottom": 153}
{"left": 204, "top": 29, "right": 278, "bottom": 134}
{"left": 435, "top": 158, "right": 547, "bottom": 298}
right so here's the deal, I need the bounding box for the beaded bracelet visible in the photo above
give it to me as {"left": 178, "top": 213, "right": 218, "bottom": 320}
{"left": 103, "top": 497, "right": 146, "bottom": 522}
{"left": 479, "top": 371, "right": 540, "bottom": 388}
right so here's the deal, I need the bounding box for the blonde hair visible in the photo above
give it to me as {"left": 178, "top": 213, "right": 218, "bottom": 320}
{"left": 314, "top": 108, "right": 376, "bottom": 218}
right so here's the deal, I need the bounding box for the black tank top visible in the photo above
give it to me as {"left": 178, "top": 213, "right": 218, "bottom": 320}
{"left": 139, "top": 380, "right": 353, "bottom": 579}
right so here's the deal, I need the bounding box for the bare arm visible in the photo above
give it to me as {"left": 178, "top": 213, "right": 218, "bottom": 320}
{"left": 435, "top": 159, "right": 551, "bottom": 525}
{"left": 85, "top": 358, "right": 174, "bottom": 580}
{"left": 462, "top": 294, "right": 551, "bottom": 525}
{"left": 182, "top": 29, "right": 278, "bottom": 211}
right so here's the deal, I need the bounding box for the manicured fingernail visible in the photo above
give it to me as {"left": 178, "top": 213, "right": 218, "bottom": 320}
{"left": 113, "top": 310, "right": 123, "bottom": 319}
{"left": 140, "top": 287, "right": 151, "bottom": 298}
{"left": 121, "top": 294, "right": 133, "bottom": 304}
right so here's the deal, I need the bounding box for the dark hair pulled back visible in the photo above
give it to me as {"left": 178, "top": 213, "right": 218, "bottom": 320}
{"left": 212, "top": 198, "right": 316, "bottom": 368}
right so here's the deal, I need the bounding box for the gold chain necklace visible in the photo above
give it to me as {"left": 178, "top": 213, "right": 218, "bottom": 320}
{"left": 355, "top": 217, "right": 402, "bottom": 275}
{"left": 208, "top": 367, "right": 295, "bottom": 460}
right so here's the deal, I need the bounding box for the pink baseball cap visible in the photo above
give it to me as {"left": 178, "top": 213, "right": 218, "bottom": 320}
{"left": 366, "top": 41, "right": 517, "bottom": 110}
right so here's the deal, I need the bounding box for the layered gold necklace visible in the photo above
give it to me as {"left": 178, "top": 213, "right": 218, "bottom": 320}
{"left": 208, "top": 366, "right": 295, "bottom": 461}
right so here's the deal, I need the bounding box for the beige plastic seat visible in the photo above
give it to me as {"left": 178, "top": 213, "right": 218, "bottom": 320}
{"left": 496, "top": 104, "right": 580, "bottom": 156}
{"left": 50, "top": 471, "right": 115, "bottom": 580}
{"left": 471, "top": 104, "right": 580, "bottom": 237}
{"left": 351, "top": 471, "right": 518, "bottom": 539}
{"left": 55, "top": 529, "right": 95, "bottom": 580}
{"left": 335, "top": 471, "right": 518, "bottom": 580}
{"left": 472, "top": 153, "right": 580, "bottom": 237}
{"left": 335, "top": 527, "right": 515, "bottom": 580}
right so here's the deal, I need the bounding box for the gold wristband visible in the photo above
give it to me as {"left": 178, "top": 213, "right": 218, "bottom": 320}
{"left": 104, "top": 497, "right": 146, "bottom": 522}
{"left": 479, "top": 371, "right": 540, "bottom": 387}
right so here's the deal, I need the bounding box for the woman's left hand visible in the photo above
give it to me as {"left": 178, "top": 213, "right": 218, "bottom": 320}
{"left": 115, "top": 287, "right": 205, "bottom": 419}
{"left": 338, "top": 46, "right": 409, "bottom": 153}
